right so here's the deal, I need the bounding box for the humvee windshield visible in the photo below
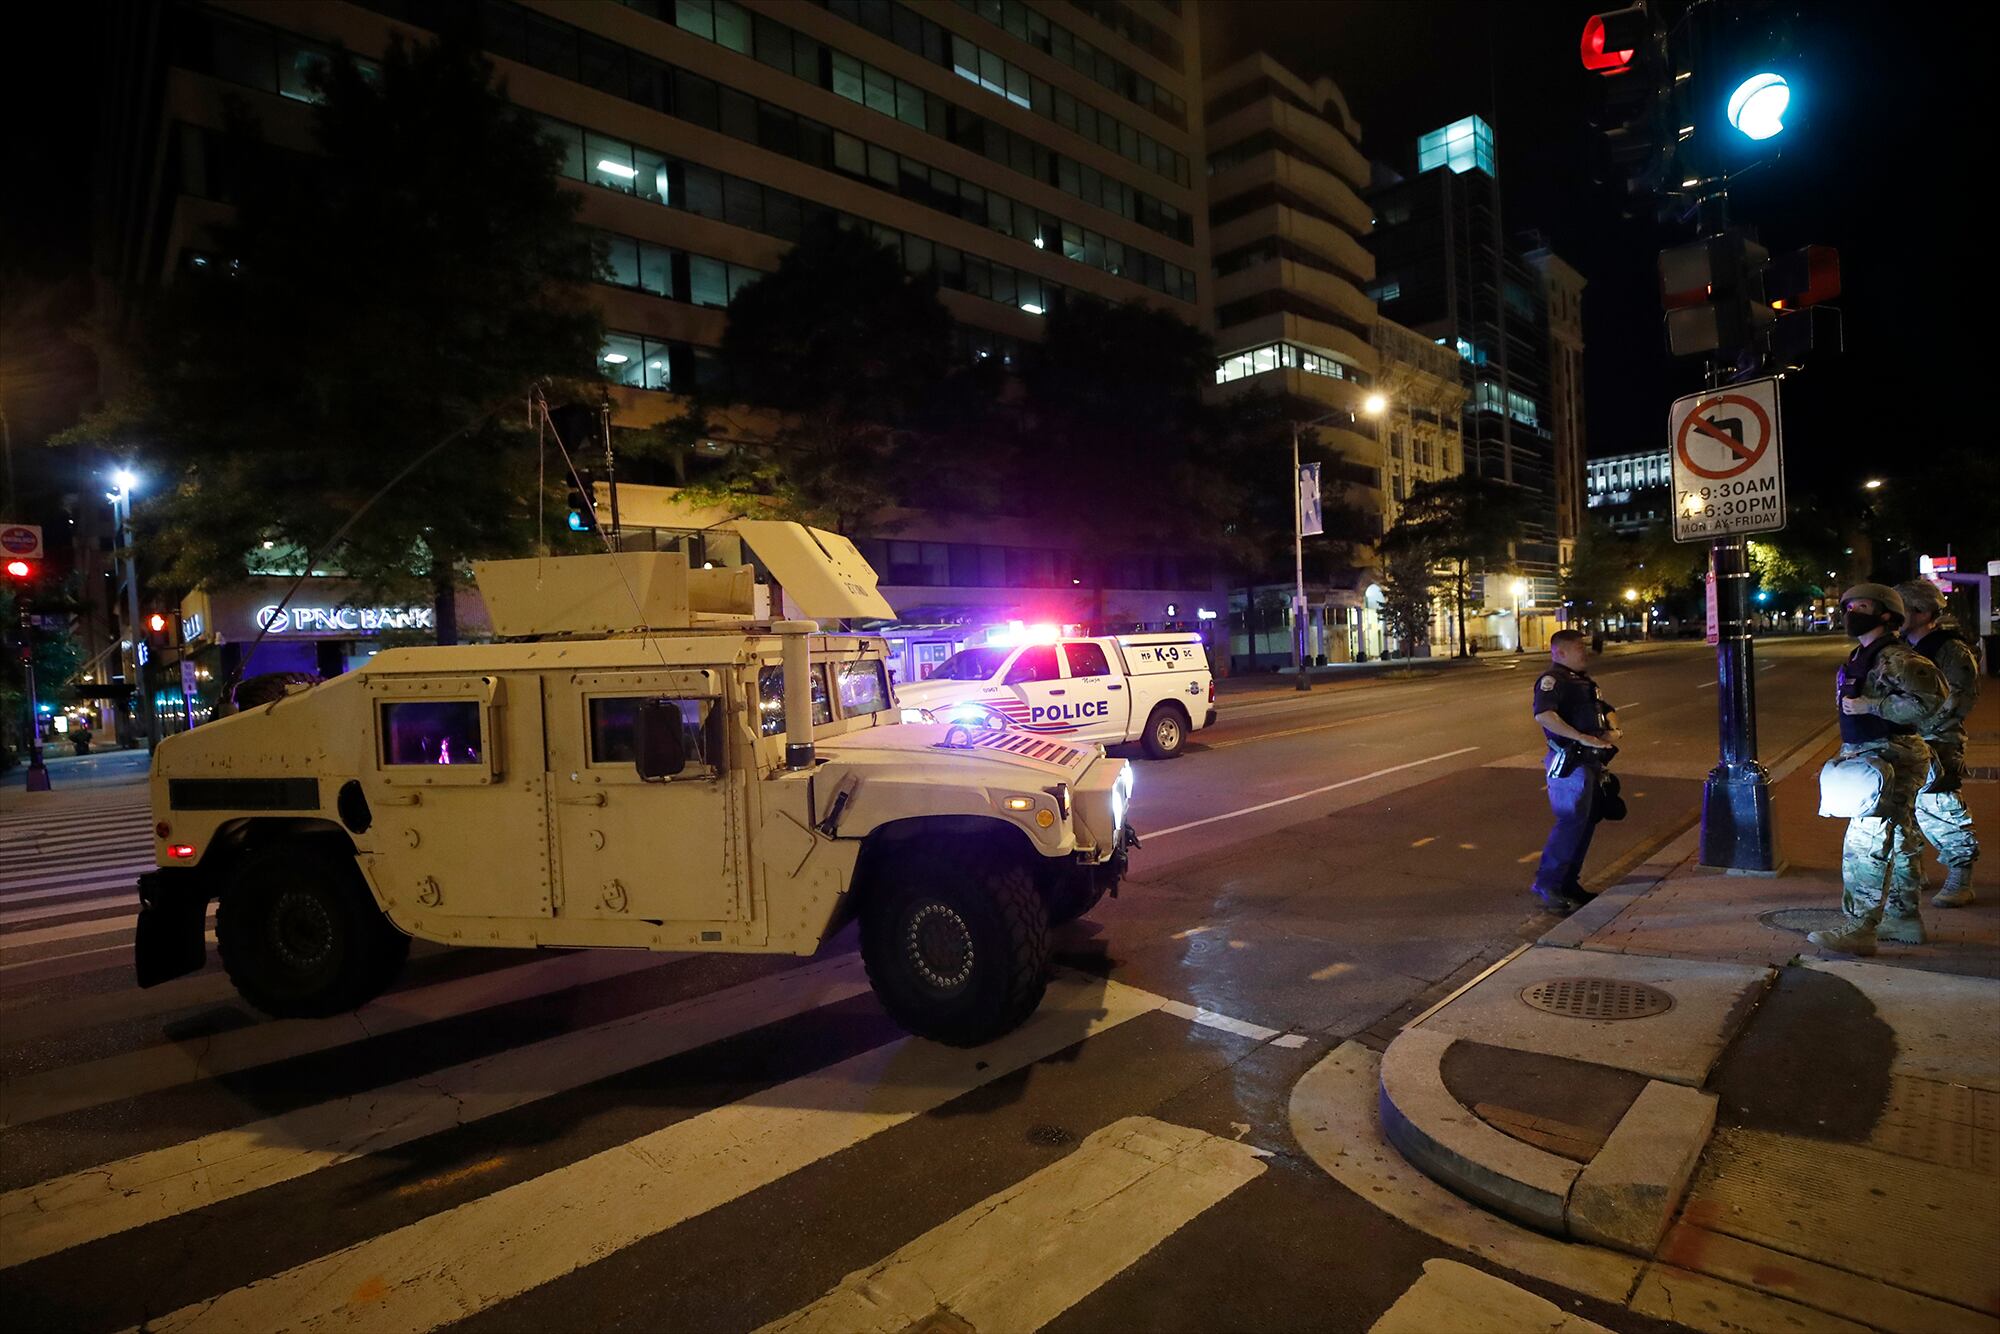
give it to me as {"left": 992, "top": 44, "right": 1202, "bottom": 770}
{"left": 756, "top": 660, "right": 891, "bottom": 736}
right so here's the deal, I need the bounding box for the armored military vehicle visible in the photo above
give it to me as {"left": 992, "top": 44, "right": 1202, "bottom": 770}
{"left": 135, "top": 522, "right": 1135, "bottom": 1045}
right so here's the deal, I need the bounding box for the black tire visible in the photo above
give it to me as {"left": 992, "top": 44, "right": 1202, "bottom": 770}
{"left": 216, "top": 841, "right": 409, "bottom": 1018}
{"left": 1044, "top": 872, "right": 1107, "bottom": 926}
{"left": 1142, "top": 704, "right": 1188, "bottom": 759}
{"left": 860, "top": 847, "right": 1050, "bottom": 1046}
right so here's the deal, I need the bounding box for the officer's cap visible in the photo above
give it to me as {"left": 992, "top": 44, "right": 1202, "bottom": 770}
{"left": 1893, "top": 580, "right": 1943, "bottom": 617}
{"left": 1840, "top": 583, "right": 1906, "bottom": 622}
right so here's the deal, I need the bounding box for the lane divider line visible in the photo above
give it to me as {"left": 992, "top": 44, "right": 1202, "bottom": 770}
{"left": 1144, "top": 748, "right": 1481, "bottom": 840}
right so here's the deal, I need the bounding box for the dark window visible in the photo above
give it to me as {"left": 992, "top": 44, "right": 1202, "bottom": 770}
{"left": 379, "top": 700, "right": 483, "bottom": 766}
{"left": 588, "top": 696, "right": 715, "bottom": 767}
{"left": 1005, "top": 646, "right": 1059, "bottom": 684}
{"left": 1063, "top": 642, "right": 1112, "bottom": 678}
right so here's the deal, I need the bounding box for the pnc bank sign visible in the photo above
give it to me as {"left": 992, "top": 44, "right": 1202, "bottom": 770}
{"left": 255, "top": 604, "right": 436, "bottom": 635}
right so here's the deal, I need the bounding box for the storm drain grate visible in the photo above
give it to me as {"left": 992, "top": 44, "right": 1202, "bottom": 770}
{"left": 1519, "top": 977, "right": 1674, "bottom": 1021}
{"left": 1759, "top": 908, "right": 1853, "bottom": 936}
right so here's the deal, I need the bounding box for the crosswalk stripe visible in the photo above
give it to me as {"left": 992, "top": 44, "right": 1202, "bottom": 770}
{"left": 0, "top": 909, "right": 174, "bottom": 951}
{"left": 758, "top": 1116, "right": 1266, "bottom": 1334}
{"left": 0, "top": 878, "right": 148, "bottom": 908}
{"left": 0, "top": 956, "right": 875, "bottom": 1268}
{"left": 0, "top": 842, "right": 154, "bottom": 872}
{"left": 0, "top": 896, "right": 138, "bottom": 928}
{"left": 0, "top": 949, "right": 680, "bottom": 1128}
{"left": 0, "top": 862, "right": 151, "bottom": 894}
{"left": 126, "top": 970, "right": 1164, "bottom": 1333}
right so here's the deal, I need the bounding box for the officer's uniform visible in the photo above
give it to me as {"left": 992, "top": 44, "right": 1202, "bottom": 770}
{"left": 1531, "top": 663, "right": 1611, "bottom": 907}
{"left": 1830, "top": 634, "right": 1945, "bottom": 934}
{"left": 1909, "top": 616, "right": 1982, "bottom": 898}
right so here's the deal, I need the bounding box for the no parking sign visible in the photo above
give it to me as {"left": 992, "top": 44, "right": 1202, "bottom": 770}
{"left": 1669, "top": 376, "right": 1786, "bottom": 543}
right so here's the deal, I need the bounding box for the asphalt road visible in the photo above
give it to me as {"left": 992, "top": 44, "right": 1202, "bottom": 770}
{"left": 0, "top": 638, "right": 1844, "bottom": 1333}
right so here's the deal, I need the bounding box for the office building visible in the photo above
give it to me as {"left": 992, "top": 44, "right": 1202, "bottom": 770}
{"left": 1585, "top": 448, "right": 1672, "bottom": 535}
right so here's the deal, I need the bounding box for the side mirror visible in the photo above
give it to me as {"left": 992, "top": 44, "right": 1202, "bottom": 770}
{"left": 634, "top": 698, "right": 687, "bottom": 780}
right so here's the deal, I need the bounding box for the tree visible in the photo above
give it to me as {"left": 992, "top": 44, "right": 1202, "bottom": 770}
{"left": 668, "top": 219, "right": 973, "bottom": 533}
{"left": 1560, "top": 520, "right": 1630, "bottom": 634}
{"left": 73, "top": 37, "right": 603, "bottom": 643}
{"left": 1378, "top": 546, "right": 1436, "bottom": 658}
{"left": 1379, "top": 476, "right": 1532, "bottom": 657}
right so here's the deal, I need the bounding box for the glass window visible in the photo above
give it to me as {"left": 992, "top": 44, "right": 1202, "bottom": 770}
{"left": 212, "top": 19, "right": 277, "bottom": 92}
{"left": 277, "top": 40, "right": 332, "bottom": 103}
{"left": 688, "top": 256, "right": 730, "bottom": 308}
{"left": 723, "top": 175, "right": 762, "bottom": 230}
{"left": 933, "top": 646, "right": 1009, "bottom": 681}
{"left": 588, "top": 696, "right": 716, "bottom": 767}
{"left": 863, "top": 65, "right": 897, "bottom": 117}
{"left": 831, "top": 52, "right": 864, "bottom": 104}
{"left": 634, "top": 147, "right": 670, "bottom": 204}
{"left": 753, "top": 14, "right": 793, "bottom": 71}
{"left": 1063, "top": 642, "right": 1111, "bottom": 678}
{"left": 579, "top": 34, "right": 627, "bottom": 94}
{"left": 683, "top": 164, "right": 723, "bottom": 217}
{"left": 524, "top": 11, "right": 577, "bottom": 79}
{"left": 757, "top": 664, "right": 833, "bottom": 736}
{"left": 600, "top": 332, "right": 644, "bottom": 385}
{"left": 833, "top": 661, "right": 891, "bottom": 717}
{"left": 585, "top": 134, "right": 636, "bottom": 192}
{"left": 833, "top": 131, "right": 866, "bottom": 176}
{"left": 714, "top": 0, "right": 751, "bottom": 52}
{"left": 719, "top": 87, "right": 757, "bottom": 142}
{"left": 541, "top": 119, "right": 584, "bottom": 180}
{"left": 726, "top": 263, "right": 758, "bottom": 301}
{"left": 642, "top": 341, "right": 672, "bottom": 390}
{"left": 1005, "top": 646, "right": 1059, "bottom": 684}
{"left": 676, "top": 71, "right": 720, "bottom": 128}
{"left": 674, "top": 0, "right": 716, "bottom": 41}
{"left": 602, "top": 234, "right": 639, "bottom": 288}
{"left": 379, "top": 700, "right": 482, "bottom": 766}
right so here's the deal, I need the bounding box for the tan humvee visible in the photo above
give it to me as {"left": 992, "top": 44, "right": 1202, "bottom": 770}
{"left": 136, "top": 523, "right": 1134, "bottom": 1045}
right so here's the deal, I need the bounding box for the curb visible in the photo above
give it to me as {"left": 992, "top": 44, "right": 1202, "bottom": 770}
{"left": 1376, "top": 1019, "right": 1717, "bottom": 1257}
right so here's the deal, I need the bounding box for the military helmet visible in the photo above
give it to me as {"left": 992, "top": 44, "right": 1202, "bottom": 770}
{"left": 1893, "top": 579, "right": 1943, "bottom": 618}
{"left": 1840, "top": 582, "right": 1906, "bottom": 622}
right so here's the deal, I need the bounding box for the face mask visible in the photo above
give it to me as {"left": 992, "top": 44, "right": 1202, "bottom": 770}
{"left": 1844, "top": 610, "right": 1881, "bottom": 638}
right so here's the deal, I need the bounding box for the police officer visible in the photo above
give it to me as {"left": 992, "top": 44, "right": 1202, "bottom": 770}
{"left": 1897, "top": 579, "right": 1982, "bottom": 906}
{"left": 1530, "top": 628, "right": 1620, "bottom": 913}
{"left": 1807, "top": 584, "right": 1948, "bottom": 956}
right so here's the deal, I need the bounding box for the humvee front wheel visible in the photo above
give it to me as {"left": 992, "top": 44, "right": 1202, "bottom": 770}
{"left": 217, "top": 842, "right": 409, "bottom": 1018}
{"left": 861, "top": 851, "right": 1049, "bottom": 1046}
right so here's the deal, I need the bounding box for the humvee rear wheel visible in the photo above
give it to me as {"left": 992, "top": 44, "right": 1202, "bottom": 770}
{"left": 1143, "top": 704, "right": 1187, "bottom": 759}
{"left": 861, "top": 851, "right": 1049, "bottom": 1046}
{"left": 217, "top": 843, "right": 409, "bottom": 1018}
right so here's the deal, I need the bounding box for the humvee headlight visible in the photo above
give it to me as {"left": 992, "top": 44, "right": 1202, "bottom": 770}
{"left": 1002, "top": 795, "right": 1036, "bottom": 812}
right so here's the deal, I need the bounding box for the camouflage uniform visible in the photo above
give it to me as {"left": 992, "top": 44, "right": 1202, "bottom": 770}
{"left": 1833, "top": 639, "right": 1946, "bottom": 930}
{"left": 1908, "top": 614, "right": 1983, "bottom": 897}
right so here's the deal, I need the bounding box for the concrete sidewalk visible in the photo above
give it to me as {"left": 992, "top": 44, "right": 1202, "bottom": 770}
{"left": 1297, "top": 689, "right": 2000, "bottom": 1333}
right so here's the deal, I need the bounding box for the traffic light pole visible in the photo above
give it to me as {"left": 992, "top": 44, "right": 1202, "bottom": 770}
{"left": 1694, "top": 193, "right": 1779, "bottom": 873}
{"left": 15, "top": 591, "right": 50, "bottom": 791}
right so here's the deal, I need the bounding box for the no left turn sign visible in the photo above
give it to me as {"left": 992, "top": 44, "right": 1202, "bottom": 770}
{"left": 1670, "top": 376, "right": 1785, "bottom": 542}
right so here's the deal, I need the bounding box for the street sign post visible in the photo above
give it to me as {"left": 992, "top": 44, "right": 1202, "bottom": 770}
{"left": 1669, "top": 376, "right": 1785, "bottom": 542}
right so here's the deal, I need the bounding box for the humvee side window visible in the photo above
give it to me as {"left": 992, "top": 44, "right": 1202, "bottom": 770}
{"left": 757, "top": 664, "right": 832, "bottom": 737}
{"left": 379, "top": 700, "right": 483, "bottom": 766}
{"left": 589, "top": 696, "right": 717, "bottom": 768}
{"left": 833, "top": 660, "right": 891, "bottom": 717}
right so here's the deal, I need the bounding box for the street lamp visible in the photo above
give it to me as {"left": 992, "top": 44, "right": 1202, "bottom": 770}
{"left": 1511, "top": 578, "right": 1528, "bottom": 652}
{"left": 1289, "top": 405, "right": 1379, "bottom": 690}
{"left": 1862, "top": 478, "right": 1883, "bottom": 490}
{"left": 106, "top": 469, "right": 159, "bottom": 751}
{"left": 1363, "top": 393, "right": 1388, "bottom": 417}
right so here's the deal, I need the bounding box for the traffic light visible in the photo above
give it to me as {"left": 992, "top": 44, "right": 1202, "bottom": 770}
{"left": 1579, "top": 2, "right": 1677, "bottom": 201}
{"left": 147, "top": 612, "right": 169, "bottom": 635}
{"left": 4, "top": 559, "right": 31, "bottom": 581}
{"left": 1658, "top": 231, "right": 1773, "bottom": 357}
{"left": 566, "top": 485, "right": 597, "bottom": 534}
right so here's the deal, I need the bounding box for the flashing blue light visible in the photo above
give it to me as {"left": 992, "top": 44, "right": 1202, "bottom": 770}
{"left": 567, "top": 510, "right": 588, "bottom": 533}
{"left": 1755, "top": 590, "right": 1770, "bottom": 603}
{"left": 1728, "top": 72, "right": 1790, "bottom": 141}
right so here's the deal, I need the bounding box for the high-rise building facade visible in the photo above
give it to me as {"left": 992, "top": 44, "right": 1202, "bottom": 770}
{"left": 1366, "top": 115, "right": 1573, "bottom": 609}
{"left": 98, "top": 0, "right": 1222, "bottom": 671}
{"left": 1526, "top": 245, "right": 1587, "bottom": 568}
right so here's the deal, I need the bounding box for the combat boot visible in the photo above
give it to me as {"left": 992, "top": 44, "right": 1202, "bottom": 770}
{"left": 1807, "top": 918, "right": 1878, "bottom": 957}
{"left": 1877, "top": 914, "right": 1927, "bottom": 945}
{"left": 1932, "top": 865, "right": 1977, "bottom": 909}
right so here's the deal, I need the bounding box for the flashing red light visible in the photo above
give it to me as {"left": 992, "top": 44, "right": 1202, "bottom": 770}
{"left": 1580, "top": 15, "right": 1634, "bottom": 73}
{"left": 4, "top": 559, "right": 30, "bottom": 579}
{"left": 168, "top": 844, "right": 197, "bottom": 860}
{"left": 148, "top": 612, "right": 169, "bottom": 633}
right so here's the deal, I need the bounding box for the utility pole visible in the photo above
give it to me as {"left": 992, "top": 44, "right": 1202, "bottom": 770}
{"left": 599, "top": 401, "right": 622, "bottom": 553}
{"left": 1290, "top": 421, "right": 1310, "bottom": 691}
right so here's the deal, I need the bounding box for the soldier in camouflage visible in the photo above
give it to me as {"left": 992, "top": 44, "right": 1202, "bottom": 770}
{"left": 1897, "top": 580, "right": 1982, "bottom": 907}
{"left": 1807, "top": 584, "right": 1949, "bottom": 957}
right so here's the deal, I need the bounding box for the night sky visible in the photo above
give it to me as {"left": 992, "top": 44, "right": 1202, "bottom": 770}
{"left": 1204, "top": 0, "right": 1969, "bottom": 507}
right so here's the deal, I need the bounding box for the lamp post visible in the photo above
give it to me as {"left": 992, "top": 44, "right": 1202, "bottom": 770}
{"left": 1511, "top": 578, "right": 1529, "bottom": 652}
{"left": 1290, "top": 397, "right": 1388, "bottom": 691}
{"left": 108, "top": 469, "right": 158, "bottom": 752}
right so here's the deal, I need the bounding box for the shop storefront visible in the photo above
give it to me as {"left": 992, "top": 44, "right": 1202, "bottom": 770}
{"left": 160, "top": 579, "right": 487, "bottom": 733}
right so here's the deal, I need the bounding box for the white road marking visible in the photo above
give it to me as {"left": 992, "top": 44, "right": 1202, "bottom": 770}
{"left": 1310, "top": 963, "right": 1354, "bottom": 981}
{"left": 0, "top": 908, "right": 185, "bottom": 951}
{"left": 0, "top": 957, "right": 874, "bottom": 1269}
{"left": 0, "top": 937, "right": 210, "bottom": 976}
{"left": 1157, "top": 999, "right": 1280, "bottom": 1042}
{"left": 0, "top": 863, "right": 151, "bottom": 895}
{"left": 1697, "top": 679, "right": 1719, "bottom": 689}
{"left": 758, "top": 1117, "right": 1265, "bottom": 1334}
{"left": 1, "top": 950, "right": 678, "bottom": 1128}
{"left": 1410, "top": 837, "right": 1435, "bottom": 848}
{"left": 1145, "top": 748, "right": 1481, "bottom": 839}
{"left": 126, "top": 971, "right": 1169, "bottom": 1334}
{"left": 1271, "top": 1034, "right": 1310, "bottom": 1049}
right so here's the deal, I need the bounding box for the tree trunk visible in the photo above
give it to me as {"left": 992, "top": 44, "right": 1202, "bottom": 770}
{"left": 1453, "top": 561, "right": 1469, "bottom": 658}
{"left": 432, "top": 560, "right": 458, "bottom": 647}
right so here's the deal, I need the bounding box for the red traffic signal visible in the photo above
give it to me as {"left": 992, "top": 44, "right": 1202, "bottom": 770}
{"left": 1581, "top": 4, "right": 1650, "bottom": 75}
{"left": 4, "top": 559, "right": 32, "bottom": 580}
{"left": 1766, "top": 245, "right": 1840, "bottom": 310}
{"left": 147, "top": 612, "right": 169, "bottom": 634}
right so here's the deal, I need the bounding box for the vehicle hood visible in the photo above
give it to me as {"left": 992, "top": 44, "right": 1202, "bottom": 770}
{"left": 893, "top": 679, "right": 992, "bottom": 709}
{"left": 818, "top": 722, "right": 1095, "bottom": 778}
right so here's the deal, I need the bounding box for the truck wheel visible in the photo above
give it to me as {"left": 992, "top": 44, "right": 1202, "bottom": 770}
{"left": 1044, "top": 872, "right": 1107, "bottom": 925}
{"left": 861, "top": 851, "right": 1049, "bottom": 1046}
{"left": 1142, "top": 704, "right": 1188, "bottom": 759}
{"left": 217, "top": 842, "right": 409, "bottom": 1018}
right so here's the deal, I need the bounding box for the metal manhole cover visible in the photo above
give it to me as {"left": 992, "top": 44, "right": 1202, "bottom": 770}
{"left": 1759, "top": 908, "right": 1852, "bottom": 936}
{"left": 1520, "top": 977, "right": 1674, "bottom": 1021}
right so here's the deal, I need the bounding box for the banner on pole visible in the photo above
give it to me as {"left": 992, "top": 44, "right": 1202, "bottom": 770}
{"left": 1298, "top": 463, "right": 1323, "bottom": 537}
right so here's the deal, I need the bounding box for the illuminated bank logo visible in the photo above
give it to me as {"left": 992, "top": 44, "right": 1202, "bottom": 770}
{"left": 255, "top": 605, "right": 436, "bottom": 635}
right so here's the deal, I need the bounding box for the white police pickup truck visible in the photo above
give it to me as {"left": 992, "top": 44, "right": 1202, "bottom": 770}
{"left": 896, "top": 633, "right": 1215, "bottom": 758}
